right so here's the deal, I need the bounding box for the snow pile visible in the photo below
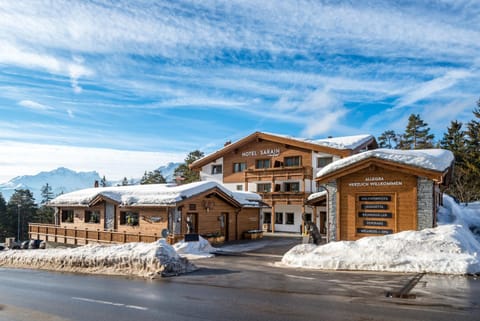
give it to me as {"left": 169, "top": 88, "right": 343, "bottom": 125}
{"left": 0, "top": 239, "right": 196, "bottom": 278}
{"left": 281, "top": 195, "right": 480, "bottom": 275}
{"left": 173, "top": 236, "right": 217, "bottom": 260}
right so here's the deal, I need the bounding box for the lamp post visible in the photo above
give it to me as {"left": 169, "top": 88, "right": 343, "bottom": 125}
{"left": 17, "top": 204, "right": 21, "bottom": 242}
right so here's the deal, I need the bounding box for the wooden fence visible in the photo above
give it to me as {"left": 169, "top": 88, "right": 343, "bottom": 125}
{"left": 28, "top": 223, "right": 163, "bottom": 245}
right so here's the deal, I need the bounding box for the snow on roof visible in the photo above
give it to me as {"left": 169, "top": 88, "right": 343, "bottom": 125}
{"left": 262, "top": 132, "right": 374, "bottom": 150}
{"left": 317, "top": 148, "right": 454, "bottom": 179}
{"left": 311, "top": 134, "right": 374, "bottom": 150}
{"left": 50, "top": 181, "right": 262, "bottom": 208}
{"left": 307, "top": 191, "right": 327, "bottom": 202}
{"left": 279, "top": 195, "right": 480, "bottom": 275}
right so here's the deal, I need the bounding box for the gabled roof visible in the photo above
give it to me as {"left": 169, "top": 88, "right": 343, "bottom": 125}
{"left": 316, "top": 149, "right": 454, "bottom": 184}
{"left": 190, "top": 131, "right": 377, "bottom": 170}
{"left": 49, "top": 181, "right": 264, "bottom": 208}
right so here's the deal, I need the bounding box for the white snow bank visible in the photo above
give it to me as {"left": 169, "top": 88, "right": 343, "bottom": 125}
{"left": 280, "top": 195, "right": 480, "bottom": 275}
{"left": 0, "top": 239, "right": 196, "bottom": 278}
{"left": 173, "top": 236, "right": 217, "bottom": 260}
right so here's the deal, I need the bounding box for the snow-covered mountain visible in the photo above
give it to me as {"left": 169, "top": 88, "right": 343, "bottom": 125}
{"left": 0, "top": 163, "right": 182, "bottom": 204}
{"left": 0, "top": 167, "right": 101, "bottom": 203}
{"left": 157, "top": 162, "right": 181, "bottom": 182}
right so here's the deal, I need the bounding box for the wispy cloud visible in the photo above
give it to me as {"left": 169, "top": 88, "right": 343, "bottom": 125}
{"left": 394, "top": 69, "right": 473, "bottom": 109}
{"left": 18, "top": 100, "right": 53, "bottom": 111}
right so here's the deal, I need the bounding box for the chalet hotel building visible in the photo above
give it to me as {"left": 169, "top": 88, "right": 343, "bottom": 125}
{"left": 190, "top": 132, "right": 377, "bottom": 235}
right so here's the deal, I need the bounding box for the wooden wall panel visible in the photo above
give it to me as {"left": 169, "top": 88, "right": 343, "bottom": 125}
{"left": 223, "top": 139, "right": 313, "bottom": 183}
{"left": 338, "top": 166, "right": 417, "bottom": 241}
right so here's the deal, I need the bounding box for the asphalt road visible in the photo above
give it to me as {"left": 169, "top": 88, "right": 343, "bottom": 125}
{"left": 0, "top": 238, "right": 479, "bottom": 321}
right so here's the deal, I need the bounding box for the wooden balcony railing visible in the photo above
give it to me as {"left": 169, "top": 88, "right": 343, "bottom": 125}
{"left": 28, "top": 223, "right": 162, "bottom": 245}
{"left": 244, "top": 166, "right": 313, "bottom": 181}
{"left": 257, "top": 192, "right": 308, "bottom": 205}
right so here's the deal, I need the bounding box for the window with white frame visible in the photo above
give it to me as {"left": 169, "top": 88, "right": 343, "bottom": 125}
{"left": 211, "top": 164, "right": 223, "bottom": 175}
{"left": 284, "top": 182, "right": 300, "bottom": 192}
{"left": 285, "top": 212, "right": 294, "bottom": 225}
{"left": 257, "top": 183, "right": 272, "bottom": 193}
{"left": 275, "top": 212, "right": 283, "bottom": 224}
{"left": 317, "top": 156, "right": 333, "bottom": 168}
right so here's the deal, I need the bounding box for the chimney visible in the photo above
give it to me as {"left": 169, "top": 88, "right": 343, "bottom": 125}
{"left": 94, "top": 180, "right": 99, "bottom": 188}
{"left": 224, "top": 140, "right": 231, "bottom": 146}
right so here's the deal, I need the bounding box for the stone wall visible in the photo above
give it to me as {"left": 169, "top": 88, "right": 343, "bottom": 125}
{"left": 323, "top": 182, "right": 337, "bottom": 241}
{"left": 417, "top": 177, "right": 434, "bottom": 230}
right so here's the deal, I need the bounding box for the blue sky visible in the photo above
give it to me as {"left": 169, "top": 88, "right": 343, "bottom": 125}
{"left": 1, "top": 0, "right": 479, "bottom": 182}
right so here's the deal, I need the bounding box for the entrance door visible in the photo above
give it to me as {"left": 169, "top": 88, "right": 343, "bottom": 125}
{"left": 220, "top": 212, "right": 229, "bottom": 241}
{"left": 105, "top": 203, "right": 115, "bottom": 230}
{"left": 186, "top": 213, "right": 198, "bottom": 234}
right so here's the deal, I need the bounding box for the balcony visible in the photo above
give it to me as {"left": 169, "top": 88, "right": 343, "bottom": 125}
{"left": 244, "top": 166, "right": 313, "bottom": 181}
{"left": 257, "top": 192, "right": 308, "bottom": 205}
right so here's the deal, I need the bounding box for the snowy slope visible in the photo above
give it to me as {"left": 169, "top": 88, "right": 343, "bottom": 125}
{"left": 0, "top": 167, "right": 101, "bottom": 203}
{"left": 157, "top": 162, "right": 182, "bottom": 182}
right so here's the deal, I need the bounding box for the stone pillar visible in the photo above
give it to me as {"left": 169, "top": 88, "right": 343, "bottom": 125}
{"left": 417, "top": 177, "right": 434, "bottom": 230}
{"left": 323, "top": 181, "right": 337, "bottom": 242}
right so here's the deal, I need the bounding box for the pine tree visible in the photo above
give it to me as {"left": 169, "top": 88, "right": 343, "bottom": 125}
{"left": 0, "top": 193, "right": 7, "bottom": 241}
{"left": 5, "top": 189, "right": 37, "bottom": 241}
{"left": 174, "top": 150, "right": 205, "bottom": 184}
{"left": 440, "top": 120, "right": 467, "bottom": 164}
{"left": 377, "top": 130, "right": 399, "bottom": 149}
{"left": 140, "top": 169, "right": 166, "bottom": 185}
{"left": 463, "top": 101, "right": 480, "bottom": 201}
{"left": 100, "top": 176, "right": 108, "bottom": 187}
{"left": 40, "top": 183, "right": 55, "bottom": 205}
{"left": 121, "top": 177, "right": 129, "bottom": 186}
{"left": 399, "top": 114, "right": 435, "bottom": 149}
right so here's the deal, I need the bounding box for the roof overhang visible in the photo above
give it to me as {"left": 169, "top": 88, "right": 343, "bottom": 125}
{"left": 316, "top": 158, "right": 452, "bottom": 185}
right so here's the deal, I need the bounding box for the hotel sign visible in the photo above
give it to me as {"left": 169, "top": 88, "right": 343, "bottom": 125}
{"left": 241, "top": 148, "right": 281, "bottom": 157}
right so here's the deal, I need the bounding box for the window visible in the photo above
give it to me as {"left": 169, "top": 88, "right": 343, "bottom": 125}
{"left": 257, "top": 183, "right": 271, "bottom": 193}
{"left": 189, "top": 204, "right": 196, "bottom": 211}
{"left": 120, "top": 211, "right": 139, "bottom": 226}
{"left": 256, "top": 159, "right": 271, "bottom": 169}
{"left": 61, "top": 209, "right": 74, "bottom": 223}
{"left": 286, "top": 213, "right": 295, "bottom": 225}
{"left": 233, "top": 162, "right": 246, "bottom": 173}
{"left": 236, "top": 185, "right": 243, "bottom": 191}
{"left": 263, "top": 212, "right": 271, "bottom": 224}
{"left": 284, "top": 182, "right": 300, "bottom": 192}
{"left": 211, "top": 164, "right": 222, "bottom": 175}
{"left": 275, "top": 212, "right": 283, "bottom": 224}
{"left": 304, "top": 213, "right": 312, "bottom": 222}
{"left": 317, "top": 157, "right": 333, "bottom": 168}
{"left": 85, "top": 210, "right": 100, "bottom": 224}
{"left": 284, "top": 156, "right": 301, "bottom": 167}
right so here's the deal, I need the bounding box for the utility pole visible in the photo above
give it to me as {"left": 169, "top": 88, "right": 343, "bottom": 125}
{"left": 17, "top": 204, "right": 21, "bottom": 242}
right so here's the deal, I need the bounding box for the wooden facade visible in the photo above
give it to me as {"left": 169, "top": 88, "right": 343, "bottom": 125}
{"left": 191, "top": 132, "right": 377, "bottom": 234}
{"left": 29, "top": 183, "right": 261, "bottom": 245}
{"left": 316, "top": 150, "right": 454, "bottom": 242}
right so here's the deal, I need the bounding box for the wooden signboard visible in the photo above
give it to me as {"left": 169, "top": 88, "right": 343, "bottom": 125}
{"left": 356, "top": 193, "right": 395, "bottom": 236}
